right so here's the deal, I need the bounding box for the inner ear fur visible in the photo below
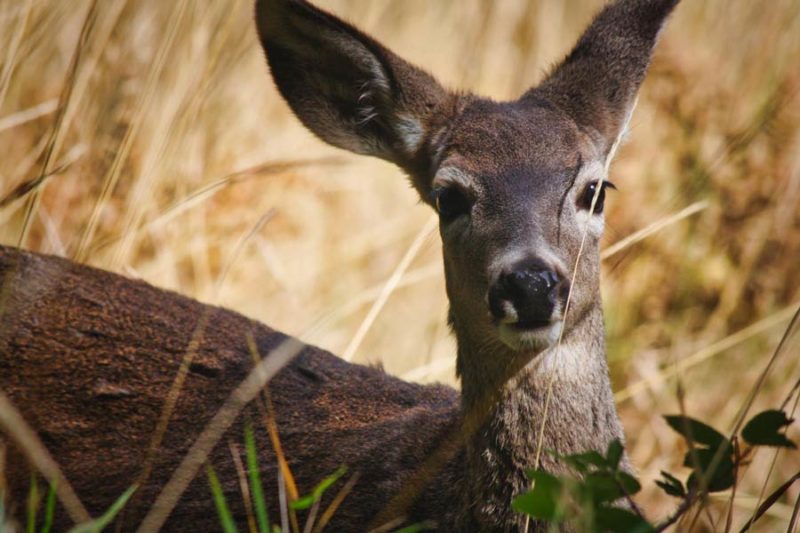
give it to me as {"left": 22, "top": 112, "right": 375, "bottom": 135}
{"left": 255, "top": 0, "right": 452, "bottom": 191}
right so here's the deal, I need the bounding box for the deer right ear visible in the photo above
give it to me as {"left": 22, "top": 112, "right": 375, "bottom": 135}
{"left": 255, "top": 0, "right": 451, "bottom": 191}
{"left": 527, "top": 0, "right": 679, "bottom": 160}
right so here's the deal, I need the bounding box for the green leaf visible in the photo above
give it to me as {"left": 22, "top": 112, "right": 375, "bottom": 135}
{"left": 67, "top": 486, "right": 137, "bottom": 533}
{"left": 584, "top": 473, "right": 622, "bottom": 503}
{"left": 206, "top": 464, "right": 237, "bottom": 533}
{"left": 742, "top": 409, "right": 796, "bottom": 448}
{"left": 655, "top": 471, "right": 686, "bottom": 498}
{"left": 615, "top": 471, "right": 642, "bottom": 496}
{"left": 595, "top": 506, "right": 654, "bottom": 533}
{"left": 684, "top": 449, "right": 735, "bottom": 492}
{"left": 562, "top": 450, "right": 608, "bottom": 474}
{"left": 290, "top": 494, "right": 315, "bottom": 511}
{"left": 245, "top": 423, "right": 270, "bottom": 533}
{"left": 40, "top": 482, "right": 57, "bottom": 533}
{"left": 664, "top": 415, "right": 726, "bottom": 447}
{"left": 512, "top": 471, "right": 565, "bottom": 521}
{"left": 290, "top": 466, "right": 347, "bottom": 511}
{"left": 606, "top": 440, "right": 624, "bottom": 471}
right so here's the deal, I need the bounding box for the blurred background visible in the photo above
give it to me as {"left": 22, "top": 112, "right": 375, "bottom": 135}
{"left": 1, "top": 0, "right": 799, "bottom": 528}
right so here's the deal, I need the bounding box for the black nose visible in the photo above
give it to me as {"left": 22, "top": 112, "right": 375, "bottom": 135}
{"left": 489, "top": 263, "right": 564, "bottom": 327}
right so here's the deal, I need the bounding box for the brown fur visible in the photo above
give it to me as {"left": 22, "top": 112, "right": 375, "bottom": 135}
{"left": 0, "top": 246, "right": 461, "bottom": 530}
{"left": 1, "top": 0, "right": 679, "bottom": 530}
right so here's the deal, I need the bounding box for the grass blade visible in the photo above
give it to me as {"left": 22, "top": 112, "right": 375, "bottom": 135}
{"left": 313, "top": 472, "right": 361, "bottom": 533}
{"left": 207, "top": 463, "right": 238, "bottom": 533}
{"left": 27, "top": 473, "right": 39, "bottom": 533}
{"left": 41, "top": 481, "right": 57, "bottom": 533}
{"left": 229, "top": 441, "right": 257, "bottom": 533}
{"left": 67, "top": 485, "right": 137, "bottom": 533}
{"left": 245, "top": 422, "right": 271, "bottom": 533}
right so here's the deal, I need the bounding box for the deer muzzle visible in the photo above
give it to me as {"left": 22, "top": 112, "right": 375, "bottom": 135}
{"left": 488, "top": 261, "right": 567, "bottom": 330}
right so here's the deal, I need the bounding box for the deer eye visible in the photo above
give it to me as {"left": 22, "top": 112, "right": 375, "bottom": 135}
{"left": 577, "top": 180, "right": 616, "bottom": 214}
{"left": 432, "top": 187, "right": 471, "bottom": 222}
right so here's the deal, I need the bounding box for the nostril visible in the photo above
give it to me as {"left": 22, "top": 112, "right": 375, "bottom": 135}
{"left": 489, "top": 267, "right": 562, "bottom": 325}
{"left": 541, "top": 270, "right": 560, "bottom": 289}
{"left": 504, "top": 269, "right": 559, "bottom": 299}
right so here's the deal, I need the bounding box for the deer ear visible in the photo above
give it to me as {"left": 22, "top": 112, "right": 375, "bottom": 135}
{"left": 255, "top": 0, "right": 450, "bottom": 188}
{"left": 526, "top": 0, "right": 679, "bottom": 158}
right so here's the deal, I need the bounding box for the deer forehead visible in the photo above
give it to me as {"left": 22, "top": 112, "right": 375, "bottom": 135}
{"left": 431, "top": 98, "right": 604, "bottom": 194}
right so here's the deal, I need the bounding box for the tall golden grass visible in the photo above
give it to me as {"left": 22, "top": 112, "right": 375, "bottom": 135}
{"left": 1, "top": 0, "right": 799, "bottom": 528}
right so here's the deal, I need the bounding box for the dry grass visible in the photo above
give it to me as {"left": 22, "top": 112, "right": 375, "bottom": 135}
{"left": 1, "top": 0, "right": 799, "bottom": 529}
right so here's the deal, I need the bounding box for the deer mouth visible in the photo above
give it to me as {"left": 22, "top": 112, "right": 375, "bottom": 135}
{"left": 497, "top": 319, "right": 563, "bottom": 351}
{"left": 509, "top": 319, "right": 552, "bottom": 331}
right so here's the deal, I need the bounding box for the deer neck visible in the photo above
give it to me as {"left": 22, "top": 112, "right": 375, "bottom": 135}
{"left": 453, "top": 303, "right": 626, "bottom": 528}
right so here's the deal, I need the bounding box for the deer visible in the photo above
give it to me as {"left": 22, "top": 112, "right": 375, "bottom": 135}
{"left": 0, "top": 0, "right": 679, "bottom": 530}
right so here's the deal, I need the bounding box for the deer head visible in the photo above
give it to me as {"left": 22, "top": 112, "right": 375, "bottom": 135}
{"left": 255, "top": 0, "right": 678, "bottom": 392}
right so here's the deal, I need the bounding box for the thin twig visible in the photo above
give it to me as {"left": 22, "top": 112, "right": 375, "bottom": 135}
{"left": 745, "top": 379, "right": 800, "bottom": 532}
{"left": 342, "top": 215, "right": 437, "bottom": 362}
{"left": 278, "top": 468, "right": 290, "bottom": 533}
{"left": 731, "top": 306, "right": 800, "bottom": 436}
{"left": 600, "top": 200, "right": 708, "bottom": 259}
{"left": 725, "top": 437, "right": 741, "bottom": 532}
{"left": 74, "top": 0, "right": 191, "bottom": 262}
{"left": 313, "top": 472, "right": 361, "bottom": 533}
{"left": 739, "top": 472, "right": 800, "bottom": 533}
{"left": 17, "top": 0, "right": 99, "bottom": 248}
{"left": 213, "top": 209, "right": 276, "bottom": 299}
{"left": 302, "top": 499, "right": 321, "bottom": 533}
{"left": 615, "top": 303, "right": 799, "bottom": 403}
{"left": 228, "top": 441, "right": 258, "bottom": 533}
{"left": 787, "top": 488, "right": 800, "bottom": 533}
{"left": 0, "top": 99, "right": 58, "bottom": 133}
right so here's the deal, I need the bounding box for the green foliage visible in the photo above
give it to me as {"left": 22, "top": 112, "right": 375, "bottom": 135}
{"left": 27, "top": 474, "right": 39, "bottom": 533}
{"left": 206, "top": 464, "right": 238, "bottom": 533}
{"left": 511, "top": 471, "right": 565, "bottom": 522}
{"left": 513, "top": 408, "right": 797, "bottom": 531}
{"left": 290, "top": 466, "right": 347, "bottom": 511}
{"left": 684, "top": 448, "right": 735, "bottom": 493}
{"left": 654, "top": 471, "right": 686, "bottom": 499}
{"left": 664, "top": 415, "right": 734, "bottom": 493}
{"left": 41, "top": 482, "right": 57, "bottom": 533}
{"left": 741, "top": 409, "right": 796, "bottom": 448}
{"left": 67, "top": 486, "right": 137, "bottom": 533}
{"left": 512, "top": 439, "right": 651, "bottom": 532}
{"left": 245, "top": 422, "right": 271, "bottom": 533}
{"left": 663, "top": 415, "right": 726, "bottom": 448}
{"left": 594, "top": 507, "right": 652, "bottom": 533}
{"left": 663, "top": 409, "right": 796, "bottom": 495}
{"left": 22, "top": 476, "right": 57, "bottom": 533}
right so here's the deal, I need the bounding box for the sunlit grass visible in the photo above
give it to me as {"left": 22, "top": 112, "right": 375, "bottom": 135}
{"left": 0, "top": 0, "right": 799, "bottom": 528}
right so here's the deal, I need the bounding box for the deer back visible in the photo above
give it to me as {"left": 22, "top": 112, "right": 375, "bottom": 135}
{"left": 0, "top": 245, "right": 459, "bottom": 530}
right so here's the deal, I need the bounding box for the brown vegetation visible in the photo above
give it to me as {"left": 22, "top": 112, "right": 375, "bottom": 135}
{"left": 1, "top": 0, "right": 799, "bottom": 528}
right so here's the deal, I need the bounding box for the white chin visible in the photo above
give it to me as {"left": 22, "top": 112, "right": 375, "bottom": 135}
{"left": 498, "top": 321, "right": 563, "bottom": 352}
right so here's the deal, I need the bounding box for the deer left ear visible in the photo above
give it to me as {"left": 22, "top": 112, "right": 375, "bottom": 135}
{"left": 255, "top": 0, "right": 451, "bottom": 191}
{"left": 526, "top": 0, "right": 679, "bottom": 159}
